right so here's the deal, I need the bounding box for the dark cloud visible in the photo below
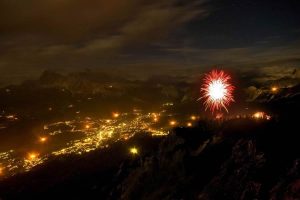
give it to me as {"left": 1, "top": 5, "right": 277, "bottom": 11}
{"left": 0, "top": 0, "right": 300, "bottom": 86}
{"left": 164, "top": 40, "right": 300, "bottom": 68}
{"left": 0, "top": 0, "right": 209, "bottom": 50}
{"left": 0, "top": 0, "right": 209, "bottom": 83}
{"left": 0, "top": 0, "right": 143, "bottom": 41}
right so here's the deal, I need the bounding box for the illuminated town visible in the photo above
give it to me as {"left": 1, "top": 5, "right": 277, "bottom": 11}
{"left": 0, "top": 102, "right": 273, "bottom": 178}
{"left": 0, "top": 110, "right": 167, "bottom": 177}
{"left": 0, "top": 1, "right": 299, "bottom": 198}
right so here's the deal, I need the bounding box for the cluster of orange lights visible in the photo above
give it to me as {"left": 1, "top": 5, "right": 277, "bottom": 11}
{"left": 27, "top": 152, "right": 39, "bottom": 160}
{"left": 190, "top": 115, "right": 197, "bottom": 121}
{"left": 252, "top": 112, "right": 271, "bottom": 120}
{"left": 169, "top": 120, "right": 177, "bottom": 126}
{"left": 271, "top": 86, "right": 278, "bottom": 93}
{"left": 168, "top": 115, "right": 200, "bottom": 127}
{"left": 112, "top": 112, "right": 120, "bottom": 118}
{"left": 129, "top": 147, "right": 138, "bottom": 155}
{"left": 1, "top": 106, "right": 278, "bottom": 178}
{"left": 152, "top": 113, "right": 159, "bottom": 122}
{"left": 253, "top": 112, "right": 264, "bottom": 119}
{"left": 39, "top": 137, "right": 47, "bottom": 143}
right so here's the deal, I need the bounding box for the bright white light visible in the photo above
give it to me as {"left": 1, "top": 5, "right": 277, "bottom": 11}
{"left": 130, "top": 147, "right": 138, "bottom": 155}
{"left": 208, "top": 80, "right": 226, "bottom": 100}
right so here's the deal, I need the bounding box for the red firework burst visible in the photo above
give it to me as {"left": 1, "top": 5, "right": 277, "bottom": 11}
{"left": 200, "top": 70, "right": 235, "bottom": 112}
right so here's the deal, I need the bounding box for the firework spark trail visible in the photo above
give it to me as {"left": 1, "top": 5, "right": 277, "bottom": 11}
{"left": 200, "top": 70, "right": 235, "bottom": 113}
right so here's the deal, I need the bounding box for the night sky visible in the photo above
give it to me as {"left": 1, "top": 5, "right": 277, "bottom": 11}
{"left": 0, "top": 0, "right": 300, "bottom": 83}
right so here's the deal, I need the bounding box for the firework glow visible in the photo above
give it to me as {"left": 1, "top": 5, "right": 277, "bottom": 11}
{"left": 200, "top": 70, "right": 235, "bottom": 112}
